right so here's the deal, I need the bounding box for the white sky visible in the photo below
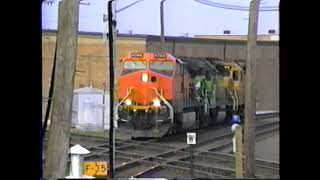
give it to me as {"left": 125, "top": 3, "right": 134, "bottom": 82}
{"left": 41, "top": 0, "right": 279, "bottom": 36}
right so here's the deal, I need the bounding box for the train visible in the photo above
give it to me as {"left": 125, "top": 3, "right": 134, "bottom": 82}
{"left": 116, "top": 52, "right": 245, "bottom": 138}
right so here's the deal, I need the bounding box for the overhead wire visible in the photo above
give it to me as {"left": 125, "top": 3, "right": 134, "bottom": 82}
{"left": 194, "top": 0, "right": 279, "bottom": 11}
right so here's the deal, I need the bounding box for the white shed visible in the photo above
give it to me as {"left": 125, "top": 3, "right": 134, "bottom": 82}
{"left": 72, "top": 86, "right": 117, "bottom": 131}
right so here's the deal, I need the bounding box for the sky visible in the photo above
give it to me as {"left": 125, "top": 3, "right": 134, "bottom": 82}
{"left": 41, "top": 0, "right": 279, "bottom": 36}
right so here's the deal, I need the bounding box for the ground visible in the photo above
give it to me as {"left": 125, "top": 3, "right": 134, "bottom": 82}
{"left": 255, "top": 131, "right": 279, "bottom": 162}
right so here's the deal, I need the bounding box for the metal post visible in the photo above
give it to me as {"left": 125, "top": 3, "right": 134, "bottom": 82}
{"left": 65, "top": 144, "right": 90, "bottom": 179}
{"left": 190, "top": 144, "right": 194, "bottom": 178}
{"left": 102, "top": 83, "right": 106, "bottom": 130}
{"left": 235, "top": 126, "right": 243, "bottom": 178}
{"left": 223, "top": 40, "right": 226, "bottom": 61}
{"left": 160, "top": 0, "right": 167, "bottom": 52}
{"left": 108, "top": 0, "right": 116, "bottom": 178}
{"left": 187, "top": 132, "right": 196, "bottom": 178}
{"left": 71, "top": 154, "right": 81, "bottom": 177}
{"left": 43, "top": 38, "right": 58, "bottom": 138}
{"left": 244, "top": 0, "right": 260, "bottom": 177}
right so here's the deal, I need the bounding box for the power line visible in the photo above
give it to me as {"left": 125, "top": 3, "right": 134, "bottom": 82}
{"left": 202, "top": 0, "right": 277, "bottom": 9}
{"left": 116, "top": 0, "right": 143, "bottom": 13}
{"left": 103, "top": 0, "right": 143, "bottom": 22}
{"left": 194, "top": 0, "right": 278, "bottom": 11}
{"left": 194, "top": 0, "right": 279, "bottom": 11}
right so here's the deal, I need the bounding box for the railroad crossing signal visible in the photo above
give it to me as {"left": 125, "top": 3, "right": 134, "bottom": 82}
{"left": 187, "top": 132, "right": 196, "bottom": 144}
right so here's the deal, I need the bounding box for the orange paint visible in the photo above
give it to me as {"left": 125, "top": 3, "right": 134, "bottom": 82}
{"left": 117, "top": 53, "right": 176, "bottom": 105}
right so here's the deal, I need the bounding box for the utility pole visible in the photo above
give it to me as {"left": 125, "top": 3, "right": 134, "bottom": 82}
{"left": 104, "top": 1, "right": 143, "bottom": 176}
{"left": 244, "top": 0, "right": 260, "bottom": 177}
{"left": 43, "top": 37, "right": 58, "bottom": 138}
{"left": 160, "top": 0, "right": 167, "bottom": 52}
{"left": 103, "top": 0, "right": 142, "bottom": 98}
{"left": 108, "top": 0, "right": 116, "bottom": 178}
{"left": 44, "top": 0, "right": 80, "bottom": 179}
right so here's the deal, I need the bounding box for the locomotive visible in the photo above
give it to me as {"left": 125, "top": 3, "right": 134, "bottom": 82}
{"left": 116, "top": 52, "right": 245, "bottom": 138}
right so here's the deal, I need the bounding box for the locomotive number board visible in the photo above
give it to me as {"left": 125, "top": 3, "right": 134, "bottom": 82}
{"left": 154, "top": 53, "right": 166, "bottom": 58}
{"left": 131, "top": 52, "right": 144, "bottom": 58}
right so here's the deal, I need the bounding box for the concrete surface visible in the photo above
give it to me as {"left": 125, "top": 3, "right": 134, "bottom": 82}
{"left": 255, "top": 131, "right": 279, "bottom": 162}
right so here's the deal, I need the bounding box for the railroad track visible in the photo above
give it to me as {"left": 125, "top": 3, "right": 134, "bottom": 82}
{"left": 206, "top": 121, "right": 279, "bottom": 152}
{"left": 256, "top": 111, "right": 279, "bottom": 119}
{"left": 43, "top": 112, "right": 279, "bottom": 178}
{"left": 127, "top": 121, "right": 279, "bottom": 178}
{"left": 80, "top": 113, "right": 279, "bottom": 178}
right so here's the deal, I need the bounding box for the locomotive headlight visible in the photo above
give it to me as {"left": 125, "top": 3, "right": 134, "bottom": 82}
{"left": 142, "top": 73, "right": 148, "bottom": 82}
{"left": 153, "top": 99, "right": 161, "bottom": 107}
{"left": 125, "top": 99, "right": 132, "bottom": 105}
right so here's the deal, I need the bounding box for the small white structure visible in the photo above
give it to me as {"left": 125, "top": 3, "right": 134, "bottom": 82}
{"left": 72, "top": 86, "right": 117, "bottom": 131}
{"left": 66, "top": 144, "right": 95, "bottom": 179}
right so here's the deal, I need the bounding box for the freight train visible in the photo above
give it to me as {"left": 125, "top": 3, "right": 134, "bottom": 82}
{"left": 116, "top": 52, "right": 245, "bottom": 138}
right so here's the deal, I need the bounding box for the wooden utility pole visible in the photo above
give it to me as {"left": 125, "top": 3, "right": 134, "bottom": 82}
{"left": 44, "top": 0, "right": 80, "bottom": 178}
{"left": 244, "top": 0, "right": 260, "bottom": 177}
{"left": 160, "top": 0, "right": 167, "bottom": 52}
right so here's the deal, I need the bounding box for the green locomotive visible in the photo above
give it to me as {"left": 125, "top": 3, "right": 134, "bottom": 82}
{"left": 181, "top": 57, "right": 245, "bottom": 126}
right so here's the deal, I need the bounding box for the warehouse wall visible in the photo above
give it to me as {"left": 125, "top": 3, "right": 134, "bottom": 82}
{"left": 42, "top": 32, "right": 278, "bottom": 121}
{"left": 146, "top": 38, "right": 279, "bottom": 111}
{"left": 42, "top": 32, "right": 146, "bottom": 120}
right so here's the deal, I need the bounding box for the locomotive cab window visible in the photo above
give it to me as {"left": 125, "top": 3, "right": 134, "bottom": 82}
{"left": 223, "top": 65, "right": 231, "bottom": 77}
{"left": 232, "top": 70, "right": 240, "bottom": 81}
{"left": 150, "top": 61, "right": 174, "bottom": 77}
{"left": 121, "top": 60, "right": 147, "bottom": 75}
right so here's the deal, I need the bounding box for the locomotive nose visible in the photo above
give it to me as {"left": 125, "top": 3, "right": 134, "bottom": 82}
{"left": 131, "top": 87, "right": 157, "bottom": 105}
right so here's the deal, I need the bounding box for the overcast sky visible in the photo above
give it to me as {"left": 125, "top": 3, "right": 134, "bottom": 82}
{"left": 42, "top": 0, "right": 279, "bottom": 36}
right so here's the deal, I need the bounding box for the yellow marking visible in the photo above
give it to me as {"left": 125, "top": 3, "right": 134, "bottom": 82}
{"left": 84, "top": 161, "right": 108, "bottom": 177}
{"left": 122, "top": 105, "right": 162, "bottom": 111}
{"left": 131, "top": 105, "right": 151, "bottom": 110}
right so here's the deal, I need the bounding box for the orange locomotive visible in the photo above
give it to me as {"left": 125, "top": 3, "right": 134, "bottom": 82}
{"left": 116, "top": 52, "right": 200, "bottom": 138}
